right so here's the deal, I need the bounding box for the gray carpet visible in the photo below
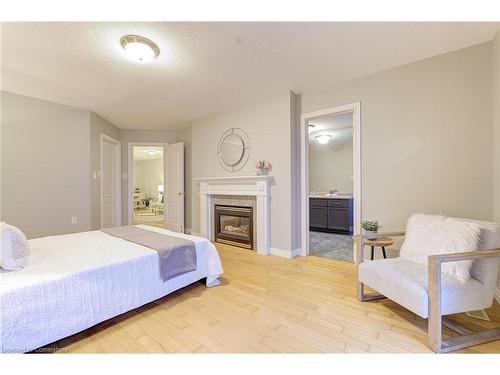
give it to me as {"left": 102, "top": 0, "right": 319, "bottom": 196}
{"left": 309, "top": 231, "right": 353, "bottom": 262}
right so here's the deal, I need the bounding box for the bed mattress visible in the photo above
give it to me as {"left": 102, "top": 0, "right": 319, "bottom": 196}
{"left": 0, "top": 225, "right": 223, "bottom": 353}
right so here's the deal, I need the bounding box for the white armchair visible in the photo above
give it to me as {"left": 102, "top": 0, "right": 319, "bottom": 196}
{"left": 356, "top": 217, "right": 500, "bottom": 353}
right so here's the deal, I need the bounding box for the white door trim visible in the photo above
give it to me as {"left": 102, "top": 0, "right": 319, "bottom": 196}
{"left": 300, "top": 102, "right": 362, "bottom": 260}
{"left": 164, "top": 142, "right": 185, "bottom": 233}
{"left": 100, "top": 133, "right": 122, "bottom": 228}
{"left": 127, "top": 142, "right": 169, "bottom": 226}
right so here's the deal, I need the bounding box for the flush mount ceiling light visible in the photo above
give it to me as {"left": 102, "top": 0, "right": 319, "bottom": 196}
{"left": 120, "top": 35, "right": 160, "bottom": 63}
{"left": 315, "top": 134, "right": 332, "bottom": 145}
{"left": 146, "top": 149, "right": 161, "bottom": 155}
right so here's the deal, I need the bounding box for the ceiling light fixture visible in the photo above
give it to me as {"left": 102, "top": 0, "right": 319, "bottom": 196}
{"left": 145, "top": 149, "right": 161, "bottom": 155}
{"left": 120, "top": 35, "right": 160, "bottom": 63}
{"left": 315, "top": 134, "right": 332, "bottom": 145}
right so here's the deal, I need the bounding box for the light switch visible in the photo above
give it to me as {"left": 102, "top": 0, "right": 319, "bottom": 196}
{"left": 93, "top": 172, "right": 97, "bottom": 179}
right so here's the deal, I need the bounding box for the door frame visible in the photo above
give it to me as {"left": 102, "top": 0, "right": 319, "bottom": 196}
{"left": 164, "top": 142, "right": 185, "bottom": 233}
{"left": 100, "top": 133, "right": 122, "bottom": 228}
{"left": 127, "top": 142, "right": 168, "bottom": 226}
{"left": 300, "top": 102, "right": 362, "bottom": 260}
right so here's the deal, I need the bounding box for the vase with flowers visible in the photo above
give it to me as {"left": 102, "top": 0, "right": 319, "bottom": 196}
{"left": 255, "top": 159, "right": 272, "bottom": 175}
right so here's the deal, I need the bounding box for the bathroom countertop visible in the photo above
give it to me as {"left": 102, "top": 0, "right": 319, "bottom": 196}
{"left": 309, "top": 195, "right": 353, "bottom": 200}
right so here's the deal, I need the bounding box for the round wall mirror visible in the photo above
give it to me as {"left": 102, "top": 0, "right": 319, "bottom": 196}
{"left": 220, "top": 134, "right": 244, "bottom": 166}
{"left": 217, "top": 128, "right": 250, "bottom": 172}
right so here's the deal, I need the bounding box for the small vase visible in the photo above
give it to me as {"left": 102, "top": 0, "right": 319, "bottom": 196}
{"left": 256, "top": 168, "right": 266, "bottom": 175}
{"left": 365, "top": 230, "right": 378, "bottom": 240}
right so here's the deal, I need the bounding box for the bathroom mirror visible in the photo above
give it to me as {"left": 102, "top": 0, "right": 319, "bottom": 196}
{"left": 217, "top": 128, "right": 250, "bottom": 172}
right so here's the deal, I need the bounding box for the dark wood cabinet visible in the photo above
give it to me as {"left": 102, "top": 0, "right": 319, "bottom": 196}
{"left": 327, "top": 207, "right": 350, "bottom": 231}
{"left": 310, "top": 197, "right": 353, "bottom": 234}
{"left": 310, "top": 206, "right": 328, "bottom": 228}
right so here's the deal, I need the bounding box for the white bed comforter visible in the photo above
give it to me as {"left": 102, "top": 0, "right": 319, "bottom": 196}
{"left": 0, "top": 225, "right": 223, "bottom": 353}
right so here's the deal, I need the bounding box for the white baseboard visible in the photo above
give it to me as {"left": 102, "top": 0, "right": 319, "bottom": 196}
{"left": 270, "top": 247, "right": 300, "bottom": 259}
{"left": 495, "top": 287, "right": 500, "bottom": 304}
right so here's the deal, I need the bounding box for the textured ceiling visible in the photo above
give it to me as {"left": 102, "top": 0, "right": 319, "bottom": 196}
{"left": 2, "top": 22, "right": 499, "bottom": 129}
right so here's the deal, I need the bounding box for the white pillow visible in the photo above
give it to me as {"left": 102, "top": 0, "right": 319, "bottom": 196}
{"left": 399, "top": 214, "right": 481, "bottom": 283}
{"left": 1, "top": 222, "right": 30, "bottom": 271}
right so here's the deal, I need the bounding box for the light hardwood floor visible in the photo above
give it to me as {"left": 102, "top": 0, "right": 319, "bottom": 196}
{"left": 48, "top": 243, "right": 500, "bottom": 354}
{"left": 133, "top": 219, "right": 165, "bottom": 228}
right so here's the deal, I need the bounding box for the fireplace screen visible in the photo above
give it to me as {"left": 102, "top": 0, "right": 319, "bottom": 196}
{"left": 214, "top": 205, "right": 253, "bottom": 249}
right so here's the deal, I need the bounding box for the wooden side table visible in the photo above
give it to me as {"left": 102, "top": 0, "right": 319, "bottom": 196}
{"left": 364, "top": 237, "right": 394, "bottom": 260}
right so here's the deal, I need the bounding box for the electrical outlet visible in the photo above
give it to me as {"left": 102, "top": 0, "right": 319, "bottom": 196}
{"left": 71, "top": 217, "right": 78, "bottom": 224}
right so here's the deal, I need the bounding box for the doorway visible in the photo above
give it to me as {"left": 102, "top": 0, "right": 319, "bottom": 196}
{"left": 131, "top": 146, "right": 165, "bottom": 228}
{"left": 300, "top": 103, "right": 361, "bottom": 262}
{"left": 127, "top": 142, "right": 185, "bottom": 232}
{"left": 100, "top": 134, "right": 121, "bottom": 229}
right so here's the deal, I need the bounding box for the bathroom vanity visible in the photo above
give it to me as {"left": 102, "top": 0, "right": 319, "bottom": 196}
{"left": 309, "top": 195, "right": 353, "bottom": 234}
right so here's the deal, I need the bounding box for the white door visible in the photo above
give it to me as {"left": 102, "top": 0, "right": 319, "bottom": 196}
{"left": 101, "top": 139, "right": 116, "bottom": 228}
{"left": 165, "top": 142, "right": 185, "bottom": 232}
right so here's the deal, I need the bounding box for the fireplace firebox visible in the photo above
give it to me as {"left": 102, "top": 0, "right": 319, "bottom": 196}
{"left": 214, "top": 205, "right": 253, "bottom": 249}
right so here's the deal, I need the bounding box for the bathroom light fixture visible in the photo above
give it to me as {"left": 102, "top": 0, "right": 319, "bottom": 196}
{"left": 315, "top": 134, "right": 332, "bottom": 144}
{"left": 146, "top": 149, "right": 161, "bottom": 155}
{"left": 120, "top": 35, "right": 160, "bottom": 63}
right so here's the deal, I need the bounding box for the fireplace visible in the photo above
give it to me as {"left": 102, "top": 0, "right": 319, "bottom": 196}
{"left": 214, "top": 205, "right": 253, "bottom": 249}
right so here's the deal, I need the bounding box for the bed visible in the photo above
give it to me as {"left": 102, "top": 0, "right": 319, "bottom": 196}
{"left": 0, "top": 225, "right": 223, "bottom": 353}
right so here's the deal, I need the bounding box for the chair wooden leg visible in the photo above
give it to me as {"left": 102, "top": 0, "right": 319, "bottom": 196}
{"left": 428, "top": 258, "right": 442, "bottom": 352}
{"left": 428, "top": 259, "right": 500, "bottom": 353}
{"left": 442, "top": 317, "right": 473, "bottom": 335}
{"left": 356, "top": 281, "right": 364, "bottom": 301}
{"left": 428, "top": 311, "right": 442, "bottom": 352}
{"left": 439, "top": 327, "right": 500, "bottom": 353}
{"left": 438, "top": 317, "right": 500, "bottom": 353}
{"left": 357, "top": 281, "right": 385, "bottom": 302}
{"left": 356, "top": 235, "right": 385, "bottom": 302}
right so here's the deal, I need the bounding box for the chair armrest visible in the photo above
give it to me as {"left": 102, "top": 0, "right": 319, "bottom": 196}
{"left": 428, "top": 248, "right": 500, "bottom": 301}
{"left": 354, "top": 230, "right": 406, "bottom": 265}
{"left": 428, "top": 248, "right": 500, "bottom": 266}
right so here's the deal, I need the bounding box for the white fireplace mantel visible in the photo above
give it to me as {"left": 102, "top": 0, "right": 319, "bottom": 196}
{"left": 197, "top": 175, "right": 273, "bottom": 255}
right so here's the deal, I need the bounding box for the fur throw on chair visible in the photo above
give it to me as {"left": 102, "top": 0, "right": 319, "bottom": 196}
{"left": 399, "top": 214, "right": 481, "bottom": 283}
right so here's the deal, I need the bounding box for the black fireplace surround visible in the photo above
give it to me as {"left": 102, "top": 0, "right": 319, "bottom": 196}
{"left": 214, "top": 205, "right": 253, "bottom": 249}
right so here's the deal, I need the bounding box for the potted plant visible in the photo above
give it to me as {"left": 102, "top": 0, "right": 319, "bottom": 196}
{"left": 362, "top": 219, "right": 381, "bottom": 240}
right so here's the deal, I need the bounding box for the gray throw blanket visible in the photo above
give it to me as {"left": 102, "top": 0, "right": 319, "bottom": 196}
{"left": 101, "top": 226, "right": 196, "bottom": 281}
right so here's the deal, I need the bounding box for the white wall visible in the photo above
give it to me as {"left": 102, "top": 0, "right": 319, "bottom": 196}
{"left": 494, "top": 32, "right": 500, "bottom": 225}
{"left": 191, "top": 91, "right": 294, "bottom": 252}
{"left": 493, "top": 31, "right": 500, "bottom": 298}
{"left": 132, "top": 158, "right": 163, "bottom": 199}
{"left": 309, "top": 128, "right": 353, "bottom": 193}
{"left": 301, "top": 42, "right": 494, "bottom": 232}
{"left": 1, "top": 92, "right": 91, "bottom": 238}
